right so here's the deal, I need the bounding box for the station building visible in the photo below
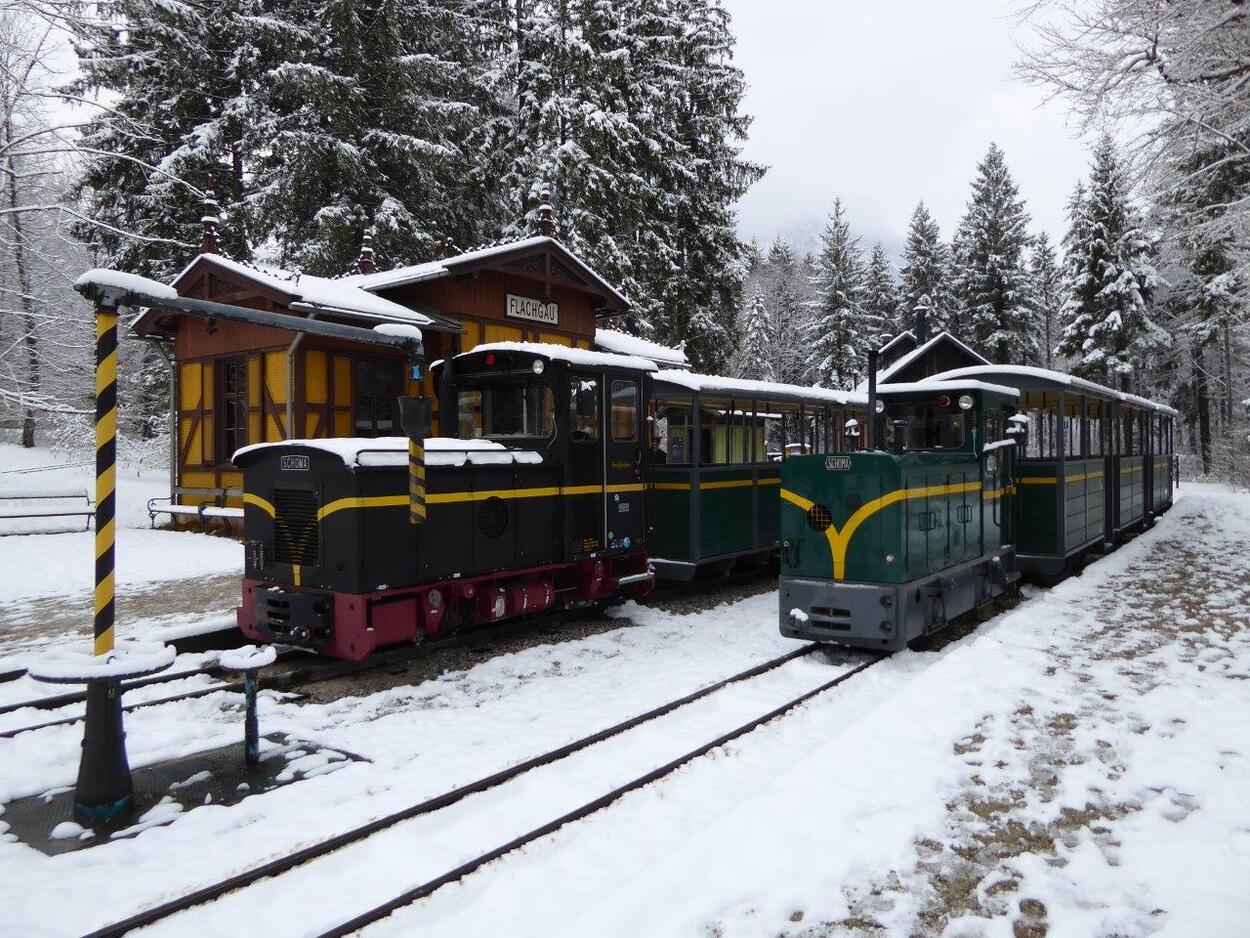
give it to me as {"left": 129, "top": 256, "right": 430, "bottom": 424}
{"left": 132, "top": 203, "right": 685, "bottom": 506}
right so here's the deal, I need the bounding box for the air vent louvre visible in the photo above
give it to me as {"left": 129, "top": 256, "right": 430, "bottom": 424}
{"left": 274, "top": 488, "right": 319, "bottom": 566}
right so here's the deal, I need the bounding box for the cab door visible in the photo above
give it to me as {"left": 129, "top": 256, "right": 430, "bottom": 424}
{"left": 566, "top": 371, "right": 605, "bottom": 557}
{"left": 604, "top": 375, "right": 645, "bottom": 552}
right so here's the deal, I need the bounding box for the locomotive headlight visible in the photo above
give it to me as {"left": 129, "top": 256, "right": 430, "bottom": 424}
{"left": 958, "top": 394, "right": 974, "bottom": 411}
{"left": 531, "top": 359, "right": 545, "bottom": 375}
{"left": 874, "top": 400, "right": 885, "bottom": 414}
{"left": 428, "top": 587, "right": 442, "bottom": 608}
{"left": 885, "top": 553, "right": 896, "bottom": 564}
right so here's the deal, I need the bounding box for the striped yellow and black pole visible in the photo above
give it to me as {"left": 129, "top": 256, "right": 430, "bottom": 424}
{"left": 93, "top": 302, "right": 119, "bottom": 655}
{"left": 408, "top": 437, "right": 427, "bottom": 524}
{"left": 71, "top": 295, "right": 138, "bottom": 823}
{"left": 400, "top": 395, "right": 431, "bottom": 526}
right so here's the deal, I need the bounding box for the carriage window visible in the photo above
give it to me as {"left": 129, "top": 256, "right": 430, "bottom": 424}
{"left": 569, "top": 377, "right": 599, "bottom": 442}
{"left": 883, "top": 403, "right": 967, "bottom": 451}
{"left": 457, "top": 378, "right": 554, "bottom": 440}
{"left": 651, "top": 395, "right": 692, "bottom": 465}
{"left": 610, "top": 380, "right": 637, "bottom": 441}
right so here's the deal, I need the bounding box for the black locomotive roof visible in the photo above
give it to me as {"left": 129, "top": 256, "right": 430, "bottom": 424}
{"left": 454, "top": 341, "right": 658, "bottom": 373}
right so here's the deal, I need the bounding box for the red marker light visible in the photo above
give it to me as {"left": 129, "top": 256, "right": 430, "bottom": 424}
{"left": 485, "top": 352, "right": 497, "bottom": 366}
{"left": 937, "top": 394, "right": 951, "bottom": 407}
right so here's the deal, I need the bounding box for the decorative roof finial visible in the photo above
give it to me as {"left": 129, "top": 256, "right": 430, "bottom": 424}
{"left": 536, "top": 185, "right": 556, "bottom": 238}
{"left": 353, "top": 227, "right": 377, "bottom": 275}
{"left": 200, "top": 191, "right": 222, "bottom": 255}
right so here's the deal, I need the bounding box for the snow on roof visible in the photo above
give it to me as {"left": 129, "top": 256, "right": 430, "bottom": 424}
{"left": 461, "top": 341, "right": 658, "bottom": 372}
{"left": 75, "top": 268, "right": 179, "bottom": 301}
{"left": 233, "top": 436, "right": 545, "bottom": 468}
{"left": 594, "top": 328, "right": 689, "bottom": 368}
{"left": 859, "top": 331, "right": 990, "bottom": 392}
{"left": 343, "top": 236, "right": 630, "bottom": 309}
{"left": 173, "top": 254, "right": 435, "bottom": 326}
{"left": 877, "top": 330, "right": 916, "bottom": 355}
{"left": 653, "top": 370, "right": 867, "bottom": 406}
{"left": 929, "top": 365, "right": 1179, "bottom": 416}
{"left": 876, "top": 379, "right": 1020, "bottom": 397}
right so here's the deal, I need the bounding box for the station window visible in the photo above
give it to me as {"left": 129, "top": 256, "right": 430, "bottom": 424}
{"left": 651, "top": 394, "right": 692, "bottom": 464}
{"left": 569, "top": 376, "right": 600, "bottom": 442}
{"left": 218, "top": 357, "right": 248, "bottom": 458}
{"left": 610, "top": 380, "right": 638, "bottom": 441}
{"left": 353, "top": 357, "right": 401, "bottom": 437}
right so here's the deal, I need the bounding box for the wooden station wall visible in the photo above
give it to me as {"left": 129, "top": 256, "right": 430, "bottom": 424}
{"left": 168, "top": 257, "right": 603, "bottom": 506}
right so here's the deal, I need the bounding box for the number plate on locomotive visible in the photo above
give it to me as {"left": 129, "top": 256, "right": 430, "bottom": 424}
{"left": 280, "top": 455, "right": 310, "bottom": 471}
{"left": 824, "top": 455, "right": 851, "bottom": 471}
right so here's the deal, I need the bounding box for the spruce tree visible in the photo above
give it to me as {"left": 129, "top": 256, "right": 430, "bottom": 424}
{"left": 1029, "top": 233, "right": 1062, "bottom": 369}
{"left": 863, "top": 242, "right": 901, "bottom": 338}
{"left": 899, "top": 202, "right": 950, "bottom": 338}
{"left": 807, "top": 199, "right": 870, "bottom": 389}
{"left": 762, "top": 237, "right": 808, "bottom": 385}
{"left": 736, "top": 290, "right": 773, "bottom": 381}
{"left": 951, "top": 143, "right": 1039, "bottom": 364}
{"left": 1058, "top": 135, "right": 1167, "bottom": 389}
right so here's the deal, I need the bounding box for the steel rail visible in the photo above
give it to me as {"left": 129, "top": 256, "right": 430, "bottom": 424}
{"left": 80, "top": 642, "right": 837, "bottom": 938}
{"left": 0, "top": 621, "right": 536, "bottom": 739}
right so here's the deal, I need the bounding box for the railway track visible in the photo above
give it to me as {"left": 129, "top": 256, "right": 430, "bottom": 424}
{"left": 81, "top": 643, "right": 879, "bottom": 938}
{"left": 0, "top": 615, "right": 556, "bottom": 739}
{"left": 0, "top": 570, "right": 778, "bottom": 738}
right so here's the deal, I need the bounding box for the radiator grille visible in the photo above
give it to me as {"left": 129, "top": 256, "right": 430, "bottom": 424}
{"left": 274, "top": 488, "right": 319, "bottom": 566}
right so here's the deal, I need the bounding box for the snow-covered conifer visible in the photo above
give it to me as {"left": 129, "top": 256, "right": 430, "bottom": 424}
{"left": 899, "top": 202, "right": 951, "bottom": 337}
{"left": 1029, "top": 233, "right": 1062, "bottom": 369}
{"left": 1057, "top": 136, "right": 1168, "bottom": 389}
{"left": 806, "top": 199, "right": 870, "bottom": 389}
{"left": 951, "top": 143, "right": 1039, "bottom": 364}
{"left": 862, "top": 243, "right": 900, "bottom": 338}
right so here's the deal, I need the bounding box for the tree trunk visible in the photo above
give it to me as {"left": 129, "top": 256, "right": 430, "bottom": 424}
{"left": 5, "top": 120, "right": 38, "bottom": 449}
{"left": 1194, "top": 342, "right": 1212, "bottom": 474}
{"left": 1223, "top": 314, "right": 1234, "bottom": 431}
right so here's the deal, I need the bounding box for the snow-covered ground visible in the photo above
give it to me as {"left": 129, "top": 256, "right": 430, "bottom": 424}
{"left": 0, "top": 443, "right": 242, "bottom": 671}
{"left": 1, "top": 483, "right": 1247, "bottom": 937}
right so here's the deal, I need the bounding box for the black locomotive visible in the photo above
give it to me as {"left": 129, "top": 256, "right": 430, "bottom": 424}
{"left": 235, "top": 344, "right": 655, "bottom": 659}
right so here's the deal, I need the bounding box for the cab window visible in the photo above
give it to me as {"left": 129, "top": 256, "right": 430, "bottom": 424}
{"left": 457, "top": 378, "right": 554, "bottom": 440}
{"left": 570, "top": 377, "right": 600, "bottom": 442}
{"left": 884, "top": 402, "right": 968, "bottom": 450}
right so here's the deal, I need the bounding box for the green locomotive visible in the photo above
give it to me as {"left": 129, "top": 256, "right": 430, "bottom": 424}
{"left": 779, "top": 380, "right": 1022, "bottom": 651}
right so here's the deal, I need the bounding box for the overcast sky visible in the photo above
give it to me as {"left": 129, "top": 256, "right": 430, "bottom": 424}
{"left": 723, "top": 0, "right": 1090, "bottom": 259}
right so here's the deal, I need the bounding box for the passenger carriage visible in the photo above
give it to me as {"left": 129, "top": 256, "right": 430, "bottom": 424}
{"left": 645, "top": 372, "right": 866, "bottom": 579}
{"left": 929, "top": 366, "right": 1177, "bottom": 576}
{"left": 779, "top": 380, "right": 1021, "bottom": 651}
{"left": 234, "top": 343, "right": 656, "bottom": 660}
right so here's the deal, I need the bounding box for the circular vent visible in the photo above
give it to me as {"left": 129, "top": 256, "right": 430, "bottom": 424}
{"left": 478, "top": 496, "right": 509, "bottom": 539}
{"left": 807, "top": 504, "right": 833, "bottom": 532}
{"left": 845, "top": 493, "right": 863, "bottom": 511}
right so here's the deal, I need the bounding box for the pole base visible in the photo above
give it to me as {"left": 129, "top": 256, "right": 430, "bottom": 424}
{"left": 73, "top": 681, "right": 134, "bottom": 823}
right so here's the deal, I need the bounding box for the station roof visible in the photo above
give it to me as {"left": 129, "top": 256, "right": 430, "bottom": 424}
{"left": 930, "top": 365, "right": 1179, "bottom": 416}
{"left": 133, "top": 253, "right": 463, "bottom": 339}
{"left": 862, "top": 330, "right": 990, "bottom": 391}
{"left": 653, "top": 370, "right": 867, "bottom": 407}
{"left": 343, "top": 236, "right": 630, "bottom": 313}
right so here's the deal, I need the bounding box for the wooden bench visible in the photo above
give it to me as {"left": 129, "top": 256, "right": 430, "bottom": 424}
{"left": 148, "top": 487, "right": 244, "bottom": 532}
{"left": 0, "top": 488, "right": 94, "bottom": 534}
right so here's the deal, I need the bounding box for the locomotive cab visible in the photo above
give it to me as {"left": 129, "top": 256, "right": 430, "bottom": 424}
{"left": 778, "top": 380, "right": 1021, "bottom": 652}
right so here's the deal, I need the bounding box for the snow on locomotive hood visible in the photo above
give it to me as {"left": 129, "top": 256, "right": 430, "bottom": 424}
{"left": 232, "top": 437, "right": 545, "bottom": 469}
